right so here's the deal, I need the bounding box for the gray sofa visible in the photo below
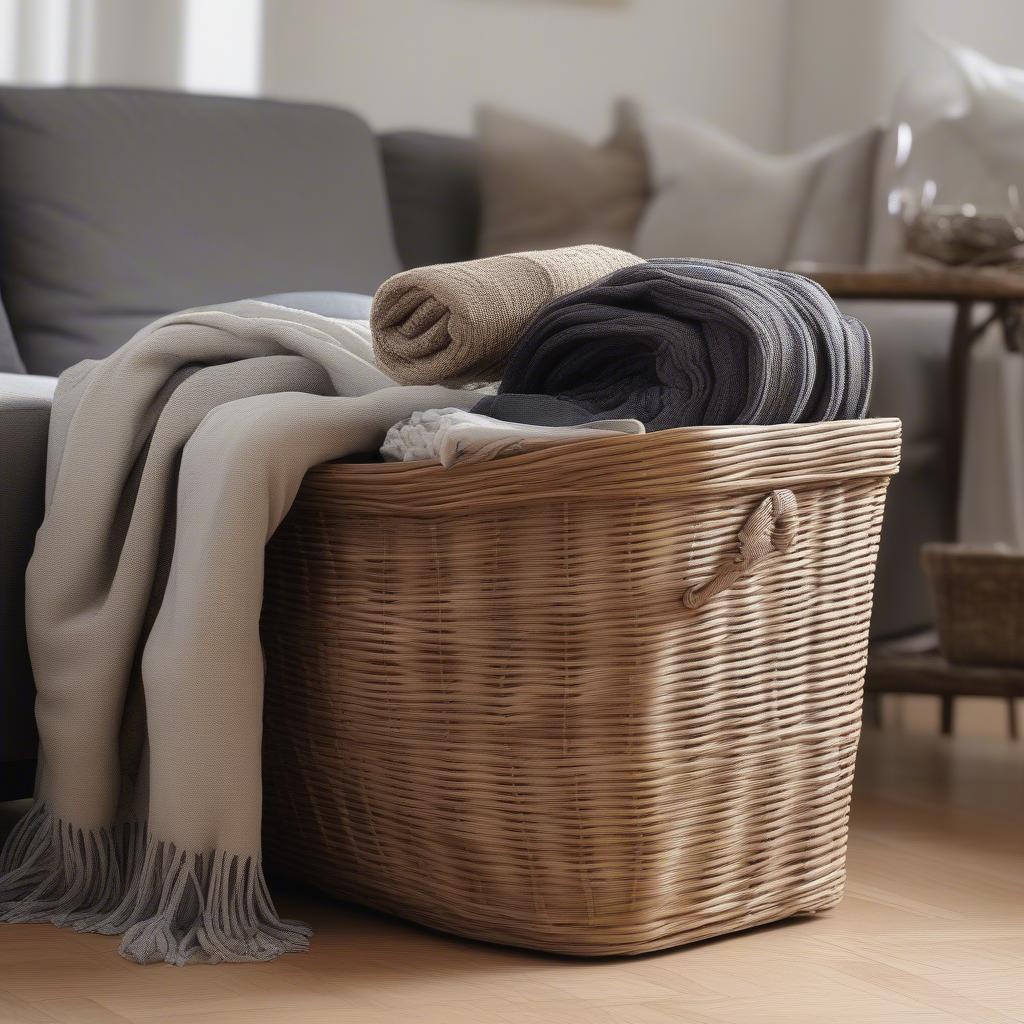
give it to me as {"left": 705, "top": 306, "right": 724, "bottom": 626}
{"left": 0, "top": 87, "right": 952, "bottom": 798}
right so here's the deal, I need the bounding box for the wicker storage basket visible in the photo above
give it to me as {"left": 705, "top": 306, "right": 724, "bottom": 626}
{"left": 261, "top": 417, "right": 901, "bottom": 956}
{"left": 923, "top": 543, "right": 1024, "bottom": 667}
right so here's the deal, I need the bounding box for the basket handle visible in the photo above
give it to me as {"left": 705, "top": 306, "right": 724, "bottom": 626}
{"left": 682, "top": 489, "right": 798, "bottom": 610}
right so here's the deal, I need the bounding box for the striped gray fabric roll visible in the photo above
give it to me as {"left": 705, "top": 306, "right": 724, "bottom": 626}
{"left": 474, "top": 258, "right": 871, "bottom": 430}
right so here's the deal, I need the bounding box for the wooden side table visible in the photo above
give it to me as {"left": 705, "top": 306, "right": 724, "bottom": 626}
{"left": 864, "top": 651, "right": 1023, "bottom": 739}
{"left": 795, "top": 265, "right": 1024, "bottom": 526}
{"left": 794, "top": 265, "right": 1024, "bottom": 737}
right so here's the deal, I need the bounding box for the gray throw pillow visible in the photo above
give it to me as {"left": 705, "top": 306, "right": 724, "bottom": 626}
{"left": 0, "top": 296, "right": 23, "bottom": 373}
{"left": 379, "top": 132, "right": 480, "bottom": 268}
{"left": 0, "top": 87, "right": 400, "bottom": 376}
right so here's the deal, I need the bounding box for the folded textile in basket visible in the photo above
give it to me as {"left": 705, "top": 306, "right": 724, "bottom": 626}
{"left": 0, "top": 301, "right": 479, "bottom": 966}
{"left": 380, "top": 407, "right": 645, "bottom": 467}
{"left": 258, "top": 290, "right": 372, "bottom": 319}
{"left": 474, "top": 258, "right": 871, "bottom": 430}
{"left": 370, "top": 244, "right": 643, "bottom": 386}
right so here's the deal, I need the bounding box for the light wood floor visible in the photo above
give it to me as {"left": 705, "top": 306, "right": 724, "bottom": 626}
{"left": 1, "top": 697, "right": 1022, "bottom": 1024}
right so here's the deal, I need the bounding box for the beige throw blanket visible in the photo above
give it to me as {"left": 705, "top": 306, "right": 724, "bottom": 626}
{"left": 0, "top": 301, "right": 477, "bottom": 964}
{"left": 370, "top": 244, "right": 642, "bottom": 385}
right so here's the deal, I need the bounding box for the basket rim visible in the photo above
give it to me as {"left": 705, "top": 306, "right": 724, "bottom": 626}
{"left": 347, "top": 416, "right": 903, "bottom": 472}
{"left": 348, "top": 416, "right": 901, "bottom": 470}
{"left": 292, "top": 417, "right": 902, "bottom": 515}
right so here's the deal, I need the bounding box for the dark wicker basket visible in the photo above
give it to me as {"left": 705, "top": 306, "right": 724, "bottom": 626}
{"left": 923, "top": 543, "right": 1024, "bottom": 667}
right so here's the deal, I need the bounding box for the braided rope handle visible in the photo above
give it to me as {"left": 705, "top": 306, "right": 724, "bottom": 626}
{"left": 682, "top": 489, "right": 798, "bottom": 610}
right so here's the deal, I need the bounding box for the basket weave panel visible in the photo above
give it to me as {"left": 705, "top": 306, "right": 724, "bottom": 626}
{"left": 923, "top": 545, "right": 1024, "bottom": 666}
{"left": 261, "top": 419, "right": 900, "bottom": 955}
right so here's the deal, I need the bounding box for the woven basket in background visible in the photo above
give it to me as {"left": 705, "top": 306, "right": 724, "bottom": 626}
{"left": 261, "top": 418, "right": 901, "bottom": 955}
{"left": 923, "top": 543, "right": 1024, "bottom": 667}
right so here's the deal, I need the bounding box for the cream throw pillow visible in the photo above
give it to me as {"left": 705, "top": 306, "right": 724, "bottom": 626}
{"left": 475, "top": 101, "right": 648, "bottom": 257}
{"left": 868, "top": 38, "right": 1024, "bottom": 266}
{"left": 634, "top": 115, "right": 881, "bottom": 267}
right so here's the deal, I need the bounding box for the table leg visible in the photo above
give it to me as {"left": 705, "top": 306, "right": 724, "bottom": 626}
{"left": 940, "top": 694, "right": 955, "bottom": 735}
{"left": 864, "top": 692, "right": 882, "bottom": 728}
{"left": 945, "top": 300, "right": 975, "bottom": 535}
{"left": 940, "top": 301, "right": 998, "bottom": 738}
{"left": 945, "top": 300, "right": 1020, "bottom": 533}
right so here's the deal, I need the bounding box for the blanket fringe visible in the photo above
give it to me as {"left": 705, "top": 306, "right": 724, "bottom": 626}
{"left": 106, "top": 840, "right": 310, "bottom": 965}
{"left": 0, "top": 802, "right": 309, "bottom": 965}
{"left": 0, "top": 801, "right": 124, "bottom": 927}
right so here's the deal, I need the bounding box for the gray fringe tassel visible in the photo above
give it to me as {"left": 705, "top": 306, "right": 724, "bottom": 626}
{"left": 0, "top": 801, "right": 310, "bottom": 965}
{"left": 0, "top": 801, "right": 124, "bottom": 927}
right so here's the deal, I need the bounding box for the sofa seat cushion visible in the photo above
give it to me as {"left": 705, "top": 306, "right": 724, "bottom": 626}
{"left": 871, "top": 437, "right": 947, "bottom": 638}
{"left": 838, "top": 299, "right": 955, "bottom": 638}
{"left": 840, "top": 299, "right": 953, "bottom": 444}
{"left": 0, "top": 87, "right": 400, "bottom": 376}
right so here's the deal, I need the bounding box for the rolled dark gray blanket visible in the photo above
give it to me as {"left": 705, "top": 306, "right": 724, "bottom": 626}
{"left": 473, "top": 258, "right": 871, "bottom": 430}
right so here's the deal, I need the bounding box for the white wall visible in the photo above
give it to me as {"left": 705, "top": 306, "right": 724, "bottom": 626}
{"left": 0, "top": 0, "right": 264, "bottom": 94}
{"left": 79, "top": 0, "right": 185, "bottom": 88}
{"left": 4, "top": 0, "right": 1024, "bottom": 154}
{"left": 260, "top": 0, "right": 791, "bottom": 149}
{"left": 783, "top": 0, "right": 893, "bottom": 147}
{"left": 785, "top": 0, "right": 1024, "bottom": 148}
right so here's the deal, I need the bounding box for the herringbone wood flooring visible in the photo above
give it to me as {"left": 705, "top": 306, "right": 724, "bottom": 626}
{"left": 1, "top": 699, "right": 1022, "bottom": 1024}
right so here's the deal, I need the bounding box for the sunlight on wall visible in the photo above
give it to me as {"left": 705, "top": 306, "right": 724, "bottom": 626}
{"left": 0, "top": 0, "right": 264, "bottom": 92}
{"left": 183, "top": 0, "right": 262, "bottom": 95}
{"left": 0, "top": 0, "right": 17, "bottom": 80}
{"left": 0, "top": 0, "right": 73, "bottom": 84}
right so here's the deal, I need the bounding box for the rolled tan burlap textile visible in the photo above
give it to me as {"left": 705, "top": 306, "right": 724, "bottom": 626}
{"left": 370, "top": 244, "right": 642, "bottom": 385}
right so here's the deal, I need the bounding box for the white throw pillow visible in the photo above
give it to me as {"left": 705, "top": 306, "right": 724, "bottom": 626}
{"left": 633, "top": 114, "right": 880, "bottom": 267}
{"left": 868, "top": 38, "right": 1024, "bottom": 266}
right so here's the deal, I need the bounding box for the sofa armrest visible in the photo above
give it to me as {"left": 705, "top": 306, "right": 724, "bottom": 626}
{"left": 0, "top": 379, "right": 54, "bottom": 794}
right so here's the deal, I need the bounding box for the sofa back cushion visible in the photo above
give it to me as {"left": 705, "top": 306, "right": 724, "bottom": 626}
{"left": 0, "top": 87, "right": 400, "bottom": 375}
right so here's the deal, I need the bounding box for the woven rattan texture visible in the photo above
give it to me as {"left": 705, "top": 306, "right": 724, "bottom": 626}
{"left": 261, "top": 419, "right": 901, "bottom": 955}
{"left": 924, "top": 544, "right": 1024, "bottom": 667}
